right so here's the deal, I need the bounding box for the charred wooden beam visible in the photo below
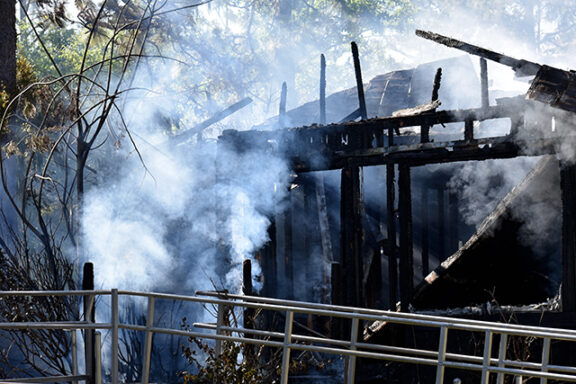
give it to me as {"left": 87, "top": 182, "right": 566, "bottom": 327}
{"left": 437, "top": 188, "right": 446, "bottom": 260}
{"left": 221, "top": 100, "right": 573, "bottom": 171}
{"left": 421, "top": 68, "right": 442, "bottom": 143}
{"left": 464, "top": 119, "right": 474, "bottom": 141}
{"left": 449, "top": 191, "right": 459, "bottom": 254}
{"left": 320, "top": 54, "right": 327, "bottom": 125}
{"left": 561, "top": 161, "right": 576, "bottom": 312}
{"left": 173, "top": 97, "right": 252, "bottom": 142}
{"left": 279, "top": 81, "right": 288, "bottom": 128}
{"left": 387, "top": 163, "right": 398, "bottom": 309}
{"left": 351, "top": 42, "right": 368, "bottom": 120}
{"left": 260, "top": 222, "right": 277, "bottom": 298}
{"left": 315, "top": 173, "right": 333, "bottom": 303}
{"left": 330, "top": 262, "right": 344, "bottom": 338}
{"left": 527, "top": 65, "right": 576, "bottom": 113}
{"left": 480, "top": 58, "right": 489, "bottom": 109}
{"left": 82, "top": 262, "right": 96, "bottom": 384}
{"left": 340, "top": 165, "right": 364, "bottom": 307}
{"left": 415, "top": 30, "right": 541, "bottom": 77}
{"left": 398, "top": 164, "right": 414, "bottom": 312}
{"left": 420, "top": 187, "right": 430, "bottom": 278}
{"left": 242, "top": 259, "right": 254, "bottom": 331}
{"left": 339, "top": 108, "right": 362, "bottom": 123}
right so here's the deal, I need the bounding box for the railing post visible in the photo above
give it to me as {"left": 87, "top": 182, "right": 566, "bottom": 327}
{"left": 435, "top": 326, "right": 448, "bottom": 384}
{"left": 83, "top": 262, "right": 96, "bottom": 384}
{"left": 496, "top": 333, "right": 508, "bottom": 384}
{"left": 540, "top": 337, "right": 551, "bottom": 384}
{"left": 345, "top": 316, "right": 360, "bottom": 384}
{"left": 215, "top": 303, "right": 226, "bottom": 356}
{"left": 95, "top": 331, "right": 102, "bottom": 384}
{"left": 111, "top": 289, "right": 119, "bottom": 384}
{"left": 71, "top": 330, "right": 78, "bottom": 384}
{"left": 141, "top": 296, "right": 155, "bottom": 384}
{"left": 280, "top": 310, "right": 294, "bottom": 384}
{"left": 481, "top": 331, "right": 493, "bottom": 384}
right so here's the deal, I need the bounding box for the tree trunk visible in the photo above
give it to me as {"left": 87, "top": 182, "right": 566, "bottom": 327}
{"left": 0, "top": 0, "right": 17, "bottom": 95}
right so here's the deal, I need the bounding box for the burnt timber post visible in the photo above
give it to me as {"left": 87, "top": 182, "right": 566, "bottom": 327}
{"left": 337, "top": 42, "right": 367, "bottom": 308}
{"left": 387, "top": 163, "right": 398, "bottom": 309}
{"left": 242, "top": 259, "right": 255, "bottom": 359}
{"left": 398, "top": 164, "right": 414, "bottom": 312}
{"left": 340, "top": 165, "right": 364, "bottom": 307}
{"left": 420, "top": 187, "right": 430, "bottom": 278}
{"left": 561, "top": 162, "right": 576, "bottom": 312}
{"left": 437, "top": 188, "right": 446, "bottom": 260}
{"left": 480, "top": 58, "right": 489, "bottom": 109}
{"left": 82, "top": 262, "right": 96, "bottom": 384}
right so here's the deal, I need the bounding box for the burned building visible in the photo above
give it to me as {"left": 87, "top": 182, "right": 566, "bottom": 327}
{"left": 217, "top": 30, "right": 576, "bottom": 382}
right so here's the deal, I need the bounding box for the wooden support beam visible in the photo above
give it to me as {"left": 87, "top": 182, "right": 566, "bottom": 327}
{"left": 260, "top": 221, "right": 277, "bottom": 298}
{"left": 279, "top": 81, "right": 287, "bottom": 128}
{"left": 320, "top": 54, "right": 327, "bottom": 125}
{"left": 480, "top": 58, "right": 489, "bottom": 109}
{"left": 340, "top": 165, "right": 364, "bottom": 307}
{"left": 561, "top": 161, "right": 576, "bottom": 312}
{"left": 421, "top": 187, "right": 430, "bottom": 278}
{"left": 315, "top": 173, "right": 333, "bottom": 303}
{"left": 351, "top": 42, "right": 367, "bottom": 120}
{"left": 242, "top": 259, "right": 255, "bottom": 358}
{"left": 398, "top": 164, "right": 414, "bottom": 312}
{"left": 415, "top": 30, "right": 541, "bottom": 77}
{"left": 449, "top": 191, "right": 459, "bottom": 254}
{"left": 172, "top": 98, "right": 252, "bottom": 142}
{"left": 465, "top": 119, "right": 474, "bottom": 141}
{"left": 387, "top": 163, "right": 398, "bottom": 309}
{"left": 330, "top": 262, "right": 344, "bottom": 338}
{"left": 437, "top": 188, "right": 446, "bottom": 260}
{"left": 284, "top": 194, "right": 294, "bottom": 298}
{"left": 82, "top": 262, "right": 96, "bottom": 384}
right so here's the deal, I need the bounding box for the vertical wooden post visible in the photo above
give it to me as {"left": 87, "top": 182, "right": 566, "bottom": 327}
{"left": 387, "top": 163, "right": 398, "bottom": 309}
{"left": 260, "top": 221, "right": 277, "bottom": 298}
{"left": 82, "top": 262, "right": 95, "bottom": 384}
{"left": 341, "top": 164, "right": 364, "bottom": 307}
{"left": 330, "top": 262, "right": 344, "bottom": 339}
{"left": 242, "top": 259, "right": 255, "bottom": 359}
{"left": 398, "top": 164, "right": 414, "bottom": 312}
{"left": 480, "top": 58, "right": 489, "bottom": 109}
{"left": 449, "top": 191, "right": 459, "bottom": 254}
{"left": 421, "top": 187, "right": 430, "bottom": 278}
{"left": 284, "top": 192, "right": 294, "bottom": 299}
{"left": 561, "top": 161, "right": 576, "bottom": 312}
{"left": 279, "top": 81, "right": 287, "bottom": 128}
{"left": 320, "top": 54, "right": 327, "bottom": 125}
{"left": 351, "top": 42, "right": 367, "bottom": 120}
{"left": 465, "top": 119, "right": 474, "bottom": 141}
{"left": 437, "top": 188, "right": 446, "bottom": 260}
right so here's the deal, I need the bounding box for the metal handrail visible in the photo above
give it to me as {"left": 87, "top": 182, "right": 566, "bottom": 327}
{"left": 0, "top": 289, "right": 574, "bottom": 384}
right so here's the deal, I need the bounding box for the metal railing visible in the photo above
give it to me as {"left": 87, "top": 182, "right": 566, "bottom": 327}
{"left": 0, "top": 289, "right": 575, "bottom": 384}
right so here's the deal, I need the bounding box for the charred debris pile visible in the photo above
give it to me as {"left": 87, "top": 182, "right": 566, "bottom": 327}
{"left": 214, "top": 30, "right": 576, "bottom": 381}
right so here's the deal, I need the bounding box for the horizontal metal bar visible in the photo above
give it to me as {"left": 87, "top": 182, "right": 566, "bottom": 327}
{"left": 1, "top": 290, "right": 576, "bottom": 383}
{"left": 192, "top": 322, "right": 576, "bottom": 374}
{"left": 196, "top": 291, "right": 576, "bottom": 340}
{"left": 0, "top": 322, "right": 112, "bottom": 330}
{"left": 0, "top": 374, "right": 89, "bottom": 383}
{"left": 0, "top": 290, "right": 111, "bottom": 297}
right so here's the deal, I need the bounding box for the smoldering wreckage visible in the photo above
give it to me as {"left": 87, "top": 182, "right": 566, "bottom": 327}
{"left": 7, "top": 29, "right": 576, "bottom": 383}
{"left": 215, "top": 30, "right": 576, "bottom": 383}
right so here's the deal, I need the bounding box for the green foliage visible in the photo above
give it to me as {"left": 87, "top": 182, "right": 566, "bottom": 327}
{"left": 18, "top": 21, "right": 101, "bottom": 79}
{"left": 180, "top": 311, "right": 332, "bottom": 383}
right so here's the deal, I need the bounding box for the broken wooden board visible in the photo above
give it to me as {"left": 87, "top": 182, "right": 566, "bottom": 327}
{"left": 411, "top": 155, "right": 561, "bottom": 310}
{"left": 392, "top": 100, "right": 441, "bottom": 117}
{"left": 526, "top": 66, "right": 576, "bottom": 113}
